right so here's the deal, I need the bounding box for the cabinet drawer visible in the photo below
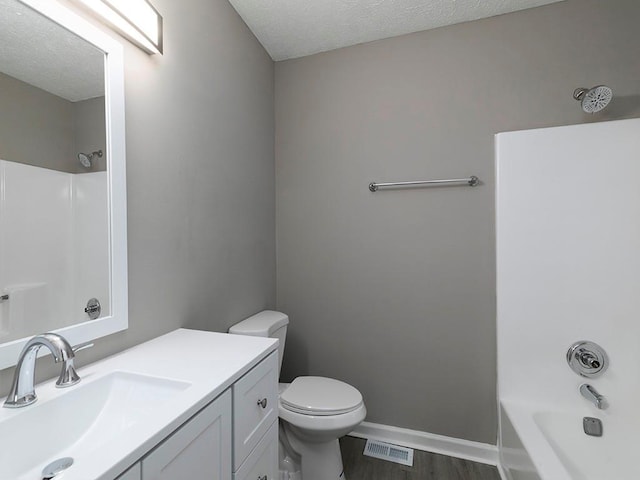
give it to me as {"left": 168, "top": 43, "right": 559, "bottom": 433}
{"left": 234, "top": 421, "right": 278, "bottom": 480}
{"left": 233, "top": 351, "right": 278, "bottom": 469}
{"left": 142, "top": 389, "right": 232, "bottom": 480}
{"left": 116, "top": 463, "right": 141, "bottom": 480}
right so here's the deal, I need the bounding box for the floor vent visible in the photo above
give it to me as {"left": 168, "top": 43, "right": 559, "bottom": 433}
{"left": 363, "top": 439, "right": 414, "bottom": 467}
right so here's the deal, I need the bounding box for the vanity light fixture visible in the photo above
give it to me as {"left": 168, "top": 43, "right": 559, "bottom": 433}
{"left": 72, "top": 0, "right": 163, "bottom": 54}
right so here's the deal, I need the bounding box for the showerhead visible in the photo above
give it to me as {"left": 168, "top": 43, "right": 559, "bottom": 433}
{"left": 77, "top": 150, "right": 103, "bottom": 168}
{"left": 78, "top": 153, "right": 91, "bottom": 168}
{"left": 573, "top": 85, "right": 613, "bottom": 114}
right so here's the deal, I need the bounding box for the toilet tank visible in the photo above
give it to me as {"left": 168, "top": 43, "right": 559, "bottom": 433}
{"left": 229, "top": 310, "right": 289, "bottom": 376}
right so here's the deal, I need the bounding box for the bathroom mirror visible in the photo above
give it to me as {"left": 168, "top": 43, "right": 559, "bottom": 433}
{"left": 0, "top": 0, "right": 127, "bottom": 369}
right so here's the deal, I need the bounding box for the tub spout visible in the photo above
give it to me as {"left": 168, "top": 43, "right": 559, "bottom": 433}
{"left": 579, "top": 384, "right": 608, "bottom": 410}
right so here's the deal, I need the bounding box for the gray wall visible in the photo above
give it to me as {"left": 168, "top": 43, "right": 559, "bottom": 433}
{"left": 73, "top": 96, "right": 107, "bottom": 173}
{"left": 0, "top": 72, "right": 75, "bottom": 172}
{"left": 275, "top": 0, "right": 640, "bottom": 444}
{"left": 0, "top": 73, "right": 106, "bottom": 173}
{"left": 120, "top": 0, "right": 275, "bottom": 339}
{"left": 1, "top": 0, "right": 275, "bottom": 392}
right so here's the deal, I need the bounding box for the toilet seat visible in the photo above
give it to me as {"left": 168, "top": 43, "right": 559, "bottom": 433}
{"left": 280, "top": 376, "right": 363, "bottom": 416}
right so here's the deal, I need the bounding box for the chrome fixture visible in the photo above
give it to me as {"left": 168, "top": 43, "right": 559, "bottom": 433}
{"left": 84, "top": 297, "right": 102, "bottom": 320}
{"left": 580, "top": 384, "right": 608, "bottom": 410}
{"left": 573, "top": 85, "right": 613, "bottom": 113}
{"left": 583, "top": 417, "right": 603, "bottom": 437}
{"left": 58, "top": 342, "right": 94, "bottom": 388}
{"left": 369, "top": 176, "right": 479, "bottom": 192}
{"left": 42, "top": 457, "right": 74, "bottom": 479}
{"left": 4, "top": 333, "right": 78, "bottom": 408}
{"left": 77, "top": 149, "right": 103, "bottom": 168}
{"left": 566, "top": 340, "right": 608, "bottom": 378}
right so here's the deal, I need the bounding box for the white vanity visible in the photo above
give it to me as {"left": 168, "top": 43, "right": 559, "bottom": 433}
{"left": 0, "top": 329, "right": 279, "bottom": 480}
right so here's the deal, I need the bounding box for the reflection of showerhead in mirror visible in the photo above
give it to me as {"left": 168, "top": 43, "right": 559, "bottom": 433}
{"left": 77, "top": 150, "right": 103, "bottom": 168}
{"left": 573, "top": 86, "right": 613, "bottom": 113}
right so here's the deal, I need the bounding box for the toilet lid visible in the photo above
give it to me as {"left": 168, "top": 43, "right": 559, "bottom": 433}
{"left": 280, "top": 376, "right": 363, "bottom": 416}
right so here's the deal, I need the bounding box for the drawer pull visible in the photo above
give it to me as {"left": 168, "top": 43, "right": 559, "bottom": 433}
{"left": 257, "top": 476, "right": 268, "bottom": 480}
{"left": 257, "top": 398, "right": 268, "bottom": 409}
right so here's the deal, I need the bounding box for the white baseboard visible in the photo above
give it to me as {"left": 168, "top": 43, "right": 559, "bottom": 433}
{"left": 349, "top": 421, "right": 499, "bottom": 466}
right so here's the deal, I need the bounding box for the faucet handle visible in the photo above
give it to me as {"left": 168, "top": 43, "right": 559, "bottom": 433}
{"left": 567, "top": 341, "right": 608, "bottom": 378}
{"left": 73, "top": 342, "right": 94, "bottom": 354}
{"left": 55, "top": 343, "right": 93, "bottom": 388}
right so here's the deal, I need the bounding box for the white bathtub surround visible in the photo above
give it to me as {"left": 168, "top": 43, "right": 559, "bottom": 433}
{"left": 0, "top": 161, "right": 109, "bottom": 343}
{"left": 72, "top": 169, "right": 110, "bottom": 322}
{"left": 349, "top": 421, "right": 499, "bottom": 466}
{"left": 501, "top": 401, "right": 638, "bottom": 480}
{"left": 496, "top": 118, "right": 640, "bottom": 480}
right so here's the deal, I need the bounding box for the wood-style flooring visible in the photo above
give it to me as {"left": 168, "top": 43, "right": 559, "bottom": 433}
{"left": 340, "top": 436, "right": 501, "bottom": 480}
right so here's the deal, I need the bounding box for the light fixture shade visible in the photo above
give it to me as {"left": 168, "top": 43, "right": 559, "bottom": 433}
{"left": 72, "top": 0, "right": 163, "bottom": 54}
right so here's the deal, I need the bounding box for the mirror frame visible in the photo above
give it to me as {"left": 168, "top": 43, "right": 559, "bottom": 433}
{"left": 0, "top": 0, "right": 127, "bottom": 369}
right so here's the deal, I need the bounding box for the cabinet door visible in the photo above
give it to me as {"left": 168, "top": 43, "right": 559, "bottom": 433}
{"left": 116, "top": 463, "right": 141, "bottom": 480}
{"left": 234, "top": 421, "right": 278, "bottom": 480}
{"left": 233, "top": 352, "right": 278, "bottom": 469}
{"left": 142, "top": 390, "right": 232, "bottom": 480}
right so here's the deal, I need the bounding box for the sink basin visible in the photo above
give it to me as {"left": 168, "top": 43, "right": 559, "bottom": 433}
{"left": 0, "top": 371, "right": 190, "bottom": 480}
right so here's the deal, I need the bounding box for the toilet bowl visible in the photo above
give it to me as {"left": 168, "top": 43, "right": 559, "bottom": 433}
{"left": 229, "top": 311, "right": 366, "bottom": 480}
{"left": 279, "top": 377, "right": 366, "bottom": 480}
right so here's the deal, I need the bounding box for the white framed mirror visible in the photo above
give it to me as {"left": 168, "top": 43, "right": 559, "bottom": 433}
{"left": 0, "top": 0, "right": 127, "bottom": 368}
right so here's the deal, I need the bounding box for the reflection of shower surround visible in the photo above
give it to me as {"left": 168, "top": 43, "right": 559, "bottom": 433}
{"left": 0, "top": 160, "right": 110, "bottom": 343}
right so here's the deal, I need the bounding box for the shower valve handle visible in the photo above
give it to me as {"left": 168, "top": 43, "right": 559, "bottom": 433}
{"left": 567, "top": 341, "right": 608, "bottom": 378}
{"left": 579, "top": 352, "right": 600, "bottom": 369}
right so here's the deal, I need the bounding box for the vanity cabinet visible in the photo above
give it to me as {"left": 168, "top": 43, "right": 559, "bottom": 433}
{"left": 116, "top": 464, "right": 141, "bottom": 480}
{"left": 232, "top": 351, "right": 279, "bottom": 470}
{"left": 141, "top": 390, "right": 232, "bottom": 479}
{"left": 114, "top": 350, "right": 278, "bottom": 480}
{"left": 233, "top": 421, "right": 278, "bottom": 480}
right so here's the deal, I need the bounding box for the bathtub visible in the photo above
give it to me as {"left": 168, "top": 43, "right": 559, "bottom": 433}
{"left": 500, "top": 400, "right": 637, "bottom": 480}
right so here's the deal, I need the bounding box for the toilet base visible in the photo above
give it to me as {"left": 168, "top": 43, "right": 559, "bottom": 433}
{"left": 280, "top": 471, "right": 301, "bottom": 480}
{"left": 280, "top": 422, "right": 346, "bottom": 480}
{"left": 298, "top": 439, "right": 345, "bottom": 480}
{"left": 279, "top": 424, "right": 302, "bottom": 480}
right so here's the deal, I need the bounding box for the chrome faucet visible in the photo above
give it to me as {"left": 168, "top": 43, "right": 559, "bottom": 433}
{"left": 3, "top": 333, "right": 79, "bottom": 408}
{"left": 580, "top": 384, "right": 608, "bottom": 410}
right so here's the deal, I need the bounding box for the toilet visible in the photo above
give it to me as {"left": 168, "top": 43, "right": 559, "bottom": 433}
{"left": 229, "top": 310, "right": 366, "bottom": 480}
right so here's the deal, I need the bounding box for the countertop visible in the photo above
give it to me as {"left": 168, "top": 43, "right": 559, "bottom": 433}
{"left": 0, "top": 328, "right": 278, "bottom": 480}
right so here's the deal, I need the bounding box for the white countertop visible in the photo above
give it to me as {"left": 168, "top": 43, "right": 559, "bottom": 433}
{"left": 0, "top": 328, "right": 278, "bottom": 480}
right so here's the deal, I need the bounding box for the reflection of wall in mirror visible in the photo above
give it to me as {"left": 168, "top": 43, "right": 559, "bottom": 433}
{"left": 0, "top": 160, "right": 109, "bottom": 342}
{"left": 0, "top": 72, "right": 106, "bottom": 173}
{"left": 73, "top": 96, "right": 107, "bottom": 173}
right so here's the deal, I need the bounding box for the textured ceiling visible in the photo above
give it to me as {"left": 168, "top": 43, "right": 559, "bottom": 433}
{"left": 0, "top": 0, "right": 104, "bottom": 102}
{"left": 229, "top": 0, "right": 564, "bottom": 61}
